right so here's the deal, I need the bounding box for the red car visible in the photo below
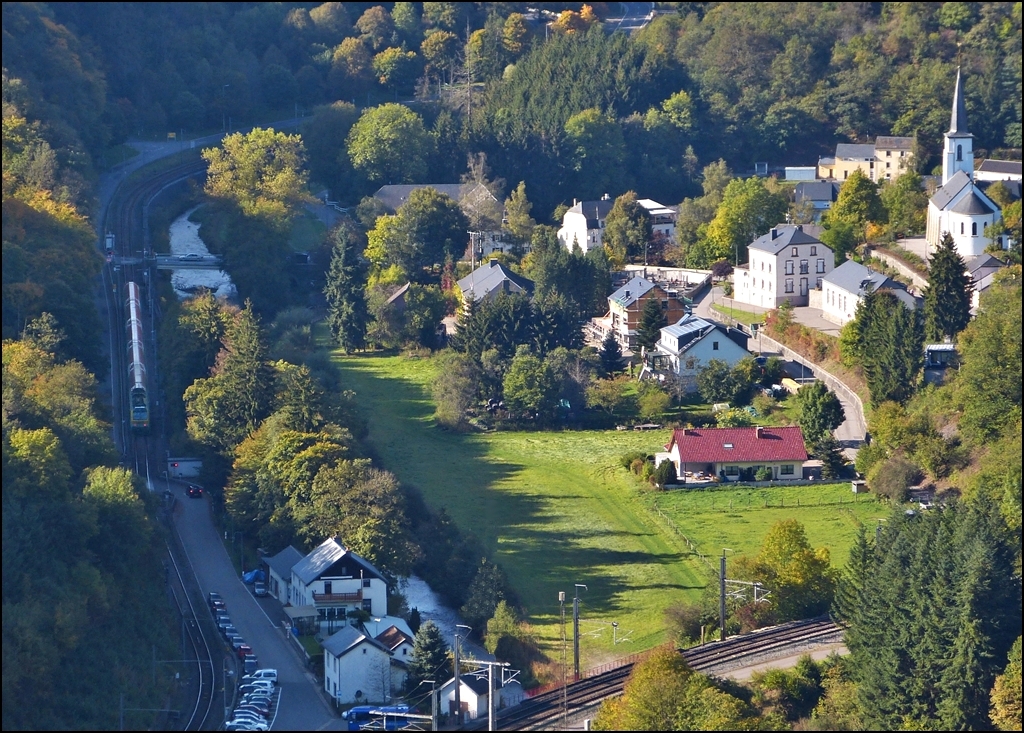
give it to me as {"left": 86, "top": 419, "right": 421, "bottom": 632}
{"left": 187, "top": 485, "right": 203, "bottom": 498}
{"left": 237, "top": 643, "right": 253, "bottom": 659}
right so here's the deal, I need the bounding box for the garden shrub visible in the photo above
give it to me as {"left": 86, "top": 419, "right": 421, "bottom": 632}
{"left": 620, "top": 450, "right": 648, "bottom": 470}
{"left": 867, "top": 455, "right": 922, "bottom": 503}
{"left": 755, "top": 466, "right": 773, "bottom": 481}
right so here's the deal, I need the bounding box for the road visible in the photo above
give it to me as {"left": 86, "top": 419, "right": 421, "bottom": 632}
{"left": 171, "top": 480, "right": 342, "bottom": 729}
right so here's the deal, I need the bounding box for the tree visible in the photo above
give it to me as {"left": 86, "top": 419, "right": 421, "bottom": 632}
{"left": 819, "top": 219, "right": 858, "bottom": 264}
{"left": 880, "top": 171, "right": 927, "bottom": 238}
{"left": 502, "top": 181, "right": 536, "bottom": 253}
{"left": 420, "top": 30, "right": 459, "bottom": 84}
{"left": 301, "top": 101, "right": 360, "bottom": 198}
{"left": 696, "top": 359, "right": 739, "bottom": 404}
{"left": 854, "top": 287, "right": 923, "bottom": 406}
{"left": 355, "top": 5, "right": 394, "bottom": 51}
{"left": 991, "top": 636, "right": 1022, "bottom": 731}
{"left": 563, "top": 108, "right": 627, "bottom": 199}
{"left": 796, "top": 381, "right": 846, "bottom": 444}
{"left": 813, "top": 434, "right": 847, "bottom": 480}
{"left": 203, "top": 128, "right": 310, "bottom": 222}
{"left": 431, "top": 350, "right": 479, "bottom": 430}
{"left": 460, "top": 559, "right": 510, "bottom": 630}
{"left": 407, "top": 620, "right": 450, "bottom": 691}
{"left": 924, "top": 232, "right": 972, "bottom": 342}
{"left": 827, "top": 169, "right": 885, "bottom": 238}
{"left": 324, "top": 224, "right": 367, "bottom": 353}
{"left": 703, "top": 177, "right": 788, "bottom": 265}
{"left": 398, "top": 187, "right": 470, "bottom": 274}
{"left": 372, "top": 47, "right": 420, "bottom": 91}
{"left": 347, "top": 103, "right": 432, "bottom": 185}
{"left": 635, "top": 297, "right": 666, "bottom": 353}
{"left": 502, "top": 349, "right": 559, "bottom": 419}
{"left": 603, "top": 191, "right": 652, "bottom": 268}
{"left": 599, "top": 331, "right": 623, "bottom": 376}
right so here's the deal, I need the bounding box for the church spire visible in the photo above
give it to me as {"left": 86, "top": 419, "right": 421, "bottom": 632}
{"left": 948, "top": 66, "right": 970, "bottom": 137}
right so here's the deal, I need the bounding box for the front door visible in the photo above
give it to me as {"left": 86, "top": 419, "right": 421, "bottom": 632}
{"left": 799, "top": 278, "right": 808, "bottom": 297}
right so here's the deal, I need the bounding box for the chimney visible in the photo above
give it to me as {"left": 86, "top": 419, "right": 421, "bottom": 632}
{"left": 796, "top": 224, "right": 803, "bottom": 232}
{"left": 756, "top": 426, "right": 763, "bottom": 439}
{"left": 770, "top": 228, "right": 778, "bottom": 239}
{"left": 602, "top": 193, "right": 611, "bottom": 200}
{"left": 489, "top": 259, "right": 498, "bottom": 268}
{"left": 624, "top": 290, "right": 630, "bottom": 300}
{"left": 573, "top": 198, "right": 578, "bottom": 207}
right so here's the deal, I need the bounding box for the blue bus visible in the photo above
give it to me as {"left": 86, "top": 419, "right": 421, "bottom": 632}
{"left": 341, "top": 705, "right": 411, "bottom": 730}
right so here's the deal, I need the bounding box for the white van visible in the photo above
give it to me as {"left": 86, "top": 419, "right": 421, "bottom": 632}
{"left": 242, "top": 669, "right": 277, "bottom": 685}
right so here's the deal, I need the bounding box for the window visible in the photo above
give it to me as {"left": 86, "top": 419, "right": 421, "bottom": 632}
{"left": 817, "top": 258, "right": 826, "bottom": 273}
{"left": 957, "top": 144, "right": 962, "bottom": 161}
{"left": 362, "top": 578, "right": 371, "bottom": 588}
{"left": 725, "top": 465, "right": 739, "bottom": 476}
{"left": 972, "top": 222, "right": 977, "bottom": 236}
{"left": 816, "top": 277, "right": 823, "bottom": 289}
{"left": 712, "top": 341, "right": 719, "bottom": 350}
{"left": 768, "top": 264, "right": 772, "bottom": 273}
{"left": 844, "top": 170, "right": 848, "bottom": 179}
{"left": 791, "top": 247, "right": 799, "bottom": 257}
{"left": 800, "top": 260, "right": 809, "bottom": 274}
{"left": 760, "top": 261, "right": 764, "bottom": 271}
{"left": 785, "top": 260, "right": 794, "bottom": 275}
{"left": 785, "top": 279, "right": 794, "bottom": 293}
{"left": 886, "top": 150, "right": 891, "bottom": 157}
{"left": 661, "top": 299, "right": 669, "bottom": 310}
{"left": 869, "top": 161, "right": 874, "bottom": 169}
{"left": 780, "top": 464, "right": 795, "bottom": 475}
{"left": 810, "top": 246, "right": 817, "bottom": 255}
{"left": 961, "top": 222, "right": 964, "bottom": 234}
{"left": 886, "top": 162, "right": 891, "bottom": 168}
{"left": 362, "top": 599, "right": 373, "bottom": 612}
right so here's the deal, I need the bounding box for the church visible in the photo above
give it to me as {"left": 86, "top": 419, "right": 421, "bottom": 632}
{"left": 925, "top": 68, "right": 1002, "bottom": 259}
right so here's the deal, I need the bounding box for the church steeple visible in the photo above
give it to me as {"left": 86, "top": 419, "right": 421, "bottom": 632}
{"left": 948, "top": 66, "right": 970, "bottom": 137}
{"left": 942, "top": 66, "right": 973, "bottom": 184}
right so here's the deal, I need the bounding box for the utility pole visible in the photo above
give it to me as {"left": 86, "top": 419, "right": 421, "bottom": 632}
{"left": 559, "top": 591, "right": 568, "bottom": 729}
{"left": 720, "top": 552, "right": 728, "bottom": 641}
{"left": 573, "top": 584, "right": 587, "bottom": 681}
{"left": 454, "top": 624, "right": 471, "bottom": 726}
{"left": 431, "top": 679, "right": 437, "bottom": 732}
{"left": 488, "top": 664, "right": 495, "bottom": 732}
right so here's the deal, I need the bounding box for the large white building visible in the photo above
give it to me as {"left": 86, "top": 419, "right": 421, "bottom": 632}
{"left": 821, "top": 260, "right": 918, "bottom": 327}
{"left": 733, "top": 225, "right": 835, "bottom": 308}
{"left": 557, "top": 196, "right": 677, "bottom": 254}
{"left": 925, "top": 68, "right": 1002, "bottom": 259}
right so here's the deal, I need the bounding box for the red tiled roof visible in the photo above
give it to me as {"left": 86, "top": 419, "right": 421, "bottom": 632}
{"left": 376, "top": 625, "right": 413, "bottom": 651}
{"left": 666, "top": 426, "right": 808, "bottom": 464}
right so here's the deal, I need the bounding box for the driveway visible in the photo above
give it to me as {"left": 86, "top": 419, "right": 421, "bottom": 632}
{"left": 170, "top": 480, "right": 342, "bottom": 730}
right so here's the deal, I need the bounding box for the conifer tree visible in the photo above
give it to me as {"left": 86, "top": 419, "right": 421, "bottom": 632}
{"left": 858, "top": 289, "right": 923, "bottom": 406}
{"left": 406, "top": 620, "right": 451, "bottom": 692}
{"left": 599, "top": 331, "right": 623, "bottom": 376}
{"left": 635, "top": 296, "right": 666, "bottom": 353}
{"left": 923, "top": 232, "right": 972, "bottom": 342}
{"left": 325, "top": 226, "right": 367, "bottom": 353}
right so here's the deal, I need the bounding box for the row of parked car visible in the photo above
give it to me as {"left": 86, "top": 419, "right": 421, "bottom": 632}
{"left": 208, "top": 590, "right": 276, "bottom": 730}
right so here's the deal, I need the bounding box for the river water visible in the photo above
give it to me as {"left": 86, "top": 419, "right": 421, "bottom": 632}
{"left": 401, "top": 576, "right": 492, "bottom": 661}
{"left": 168, "top": 206, "right": 236, "bottom": 300}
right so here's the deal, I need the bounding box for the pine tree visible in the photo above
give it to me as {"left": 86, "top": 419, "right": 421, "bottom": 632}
{"left": 635, "top": 296, "right": 666, "bottom": 353}
{"left": 599, "top": 331, "right": 623, "bottom": 375}
{"left": 325, "top": 227, "right": 367, "bottom": 353}
{"left": 406, "top": 620, "right": 450, "bottom": 692}
{"left": 924, "top": 232, "right": 972, "bottom": 342}
{"left": 859, "top": 289, "right": 923, "bottom": 406}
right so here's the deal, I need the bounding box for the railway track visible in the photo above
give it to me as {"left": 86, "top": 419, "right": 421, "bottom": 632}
{"left": 465, "top": 617, "right": 842, "bottom": 731}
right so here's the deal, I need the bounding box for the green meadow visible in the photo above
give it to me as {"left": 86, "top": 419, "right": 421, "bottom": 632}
{"left": 332, "top": 352, "right": 881, "bottom": 664}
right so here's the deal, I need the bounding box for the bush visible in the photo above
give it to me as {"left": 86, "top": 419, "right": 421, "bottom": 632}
{"left": 867, "top": 455, "right": 922, "bottom": 503}
{"left": 651, "top": 459, "right": 676, "bottom": 488}
{"left": 755, "top": 466, "right": 773, "bottom": 482}
{"left": 854, "top": 441, "right": 886, "bottom": 476}
{"left": 620, "top": 451, "right": 648, "bottom": 470}
{"left": 630, "top": 458, "right": 647, "bottom": 476}
{"left": 722, "top": 282, "right": 734, "bottom": 297}
{"left": 751, "top": 392, "right": 777, "bottom": 417}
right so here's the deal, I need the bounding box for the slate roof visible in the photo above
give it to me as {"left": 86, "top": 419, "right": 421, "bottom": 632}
{"left": 666, "top": 426, "right": 809, "bottom": 464}
{"left": 966, "top": 253, "right": 1006, "bottom": 276}
{"left": 373, "top": 183, "right": 495, "bottom": 214}
{"left": 930, "top": 170, "right": 974, "bottom": 210}
{"left": 950, "top": 190, "right": 998, "bottom": 215}
{"left": 608, "top": 276, "right": 657, "bottom": 308}
{"left": 823, "top": 260, "right": 918, "bottom": 310}
{"left": 265, "top": 545, "right": 303, "bottom": 580}
{"left": 291, "top": 537, "right": 385, "bottom": 585}
{"left": 948, "top": 66, "right": 971, "bottom": 137}
{"left": 835, "top": 143, "right": 876, "bottom": 160}
{"left": 795, "top": 181, "right": 841, "bottom": 204}
{"left": 976, "top": 159, "right": 1022, "bottom": 177}
{"left": 568, "top": 198, "right": 615, "bottom": 229}
{"left": 457, "top": 260, "right": 534, "bottom": 301}
{"left": 660, "top": 314, "right": 748, "bottom": 355}
{"left": 748, "top": 225, "right": 824, "bottom": 255}
{"left": 322, "top": 626, "right": 392, "bottom": 659}
{"left": 875, "top": 136, "right": 914, "bottom": 150}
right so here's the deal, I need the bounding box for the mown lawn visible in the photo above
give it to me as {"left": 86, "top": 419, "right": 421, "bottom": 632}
{"left": 651, "top": 482, "right": 886, "bottom": 568}
{"left": 711, "top": 303, "right": 766, "bottom": 325}
{"left": 332, "top": 352, "right": 706, "bottom": 664}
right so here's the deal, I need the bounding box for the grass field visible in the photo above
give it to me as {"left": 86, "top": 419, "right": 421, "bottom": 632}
{"left": 288, "top": 212, "right": 327, "bottom": 252}
{"left": 651, "top": 482, "right": 885, "bottom": 568}
{"left": 711, "top": 303, "right": 766, "bottom": 325}
{"left": 331, "top": 351, "right": 881, "bottom": 665}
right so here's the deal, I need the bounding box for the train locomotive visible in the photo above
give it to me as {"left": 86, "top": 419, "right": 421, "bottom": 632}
{"left": 125, "top": 281, "right": 150, "bottom": 431}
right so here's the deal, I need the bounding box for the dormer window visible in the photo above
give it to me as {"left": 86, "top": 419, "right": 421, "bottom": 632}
{"left": 724, "top": 443, "right": 734, "bottom": 449}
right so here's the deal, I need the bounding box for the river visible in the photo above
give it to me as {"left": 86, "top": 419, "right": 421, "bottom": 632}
{"left": 401, "top": 576, "right": 492, "bottom": 661}
{"left": 168, "top": 206, "right": 236, "bottom": 300}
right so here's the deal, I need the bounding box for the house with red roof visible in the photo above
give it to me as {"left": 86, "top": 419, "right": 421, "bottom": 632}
{"left": 665, "top": 426, "right": 809, "bottom": 482}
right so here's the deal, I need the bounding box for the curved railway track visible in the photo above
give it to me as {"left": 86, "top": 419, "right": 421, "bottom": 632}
{"left": 166, "top": 540, "right": 217, "bottom": 731}
{"left": 465, "top": 617, "right": 842, "bottom": 731}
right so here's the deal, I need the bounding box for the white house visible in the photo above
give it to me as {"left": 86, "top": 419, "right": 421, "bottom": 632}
{"left": 290, "top": 538, "right": 388, "bottom": 636}
{"left": 653, "top": 315, "right": 749, "bottom": 390}
{"left": 322, "top": 625, "right": 395, "bottom": 705}
{"left": 794, "top": 181, "right": 841, "bottom": 223}
{"left": 974, "top": 159, "right": 1023, "bottom": 183}
{"left": 666, "top": 426, "right": 809, "bottom": 482}
{"left": 821, "top": 260, "right": 919, "bottom": 327}
{"left": 557, "top": 196, "right": 677, "bottom": 253}
{"left": 456, "top": 259, "right": 534, "bottom": 303}
{"left": 965, "top": 253, "right": 1008, "bottom": 311}
{"left": 264, "top": 545, "right": 303, "bottom": 605}
{"left": 733, "top": 225, "right": 834, "bottom": 308}
{"left": 926, "top": 68, "right": 1002, "bottom": 259}
{"left": 372, "top": 623, "right": 415, "bottom": 694}
{"left": 439, "top": 674, "right": 525, "bottom": 721}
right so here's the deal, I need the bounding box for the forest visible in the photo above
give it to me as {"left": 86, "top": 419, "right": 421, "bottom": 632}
{"left": 2, "top": 2, "right": 1022, "bottom": 731}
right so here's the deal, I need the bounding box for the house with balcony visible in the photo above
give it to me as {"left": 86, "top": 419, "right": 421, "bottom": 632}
{"left": 733, "top": 225, "right": 834, "bottom": 308}
{"left": 606, "top": 276, "right": 690, "bottom": 351}
{"left": 665, "top": 426, "right": 809, "bottom": 483}
{"left": 651, "top": 314, "right": 749, "bottom": 391}
{"left": 290, "top": 537, "right": 388, "bottom": 636}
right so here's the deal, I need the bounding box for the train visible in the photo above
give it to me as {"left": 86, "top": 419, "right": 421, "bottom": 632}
{"left": 125, "top": 281, "right": 150, "bottom": 431}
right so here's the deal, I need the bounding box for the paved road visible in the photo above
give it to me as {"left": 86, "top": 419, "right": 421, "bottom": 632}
{"left": 170, "top": 481, "right": 342, "bottom": 730}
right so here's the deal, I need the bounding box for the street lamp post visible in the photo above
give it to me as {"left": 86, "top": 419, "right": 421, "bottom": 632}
{"left": 453, "top": 624, "right": 471, "bottom": 725}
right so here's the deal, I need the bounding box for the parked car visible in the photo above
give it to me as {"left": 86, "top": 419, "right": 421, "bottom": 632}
{"left": 239, "top": 678, "right": 273, "bottom": 690}
{"left": 253, "top": 580, "right": 267, "bottom": 597}
{"left": 239, "top": 683, "right": 273, "bottom": 695}
{"left": 187, "top": 484, "right": 203, "bottom": 498}
{"left": 242, "top": 669, "right": 278, "bottom": 685}
{"left": 230, "top": 710, "right": 266, "bottom": 723}
{"left": 236, "top": 643, "right": 253, "bottom": 659}
{"left": 208, "top": 591, "right": 223, "bottom": 607}
{"left": 240, "top": 691, "right": 273, "bottom": 705}
{"left": 221, "top": 624, "right": 238, "bottom": 639}
{"left": 226, "top": 719, "right": 267, "bottom": 731}
{"left": 229, "top": 636, "right": 247, "bottom": 652}
{"left": 236, "top": 701, "right": 270, "bottom": 716}
{"left": 216, "top": 616, "right": 233, "bottom": 632}
{"left": 243, "top": 654, "right": 258, "bottom": 674}
{"left": 211, "top": 599, "right": 226, "bottom": 612}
